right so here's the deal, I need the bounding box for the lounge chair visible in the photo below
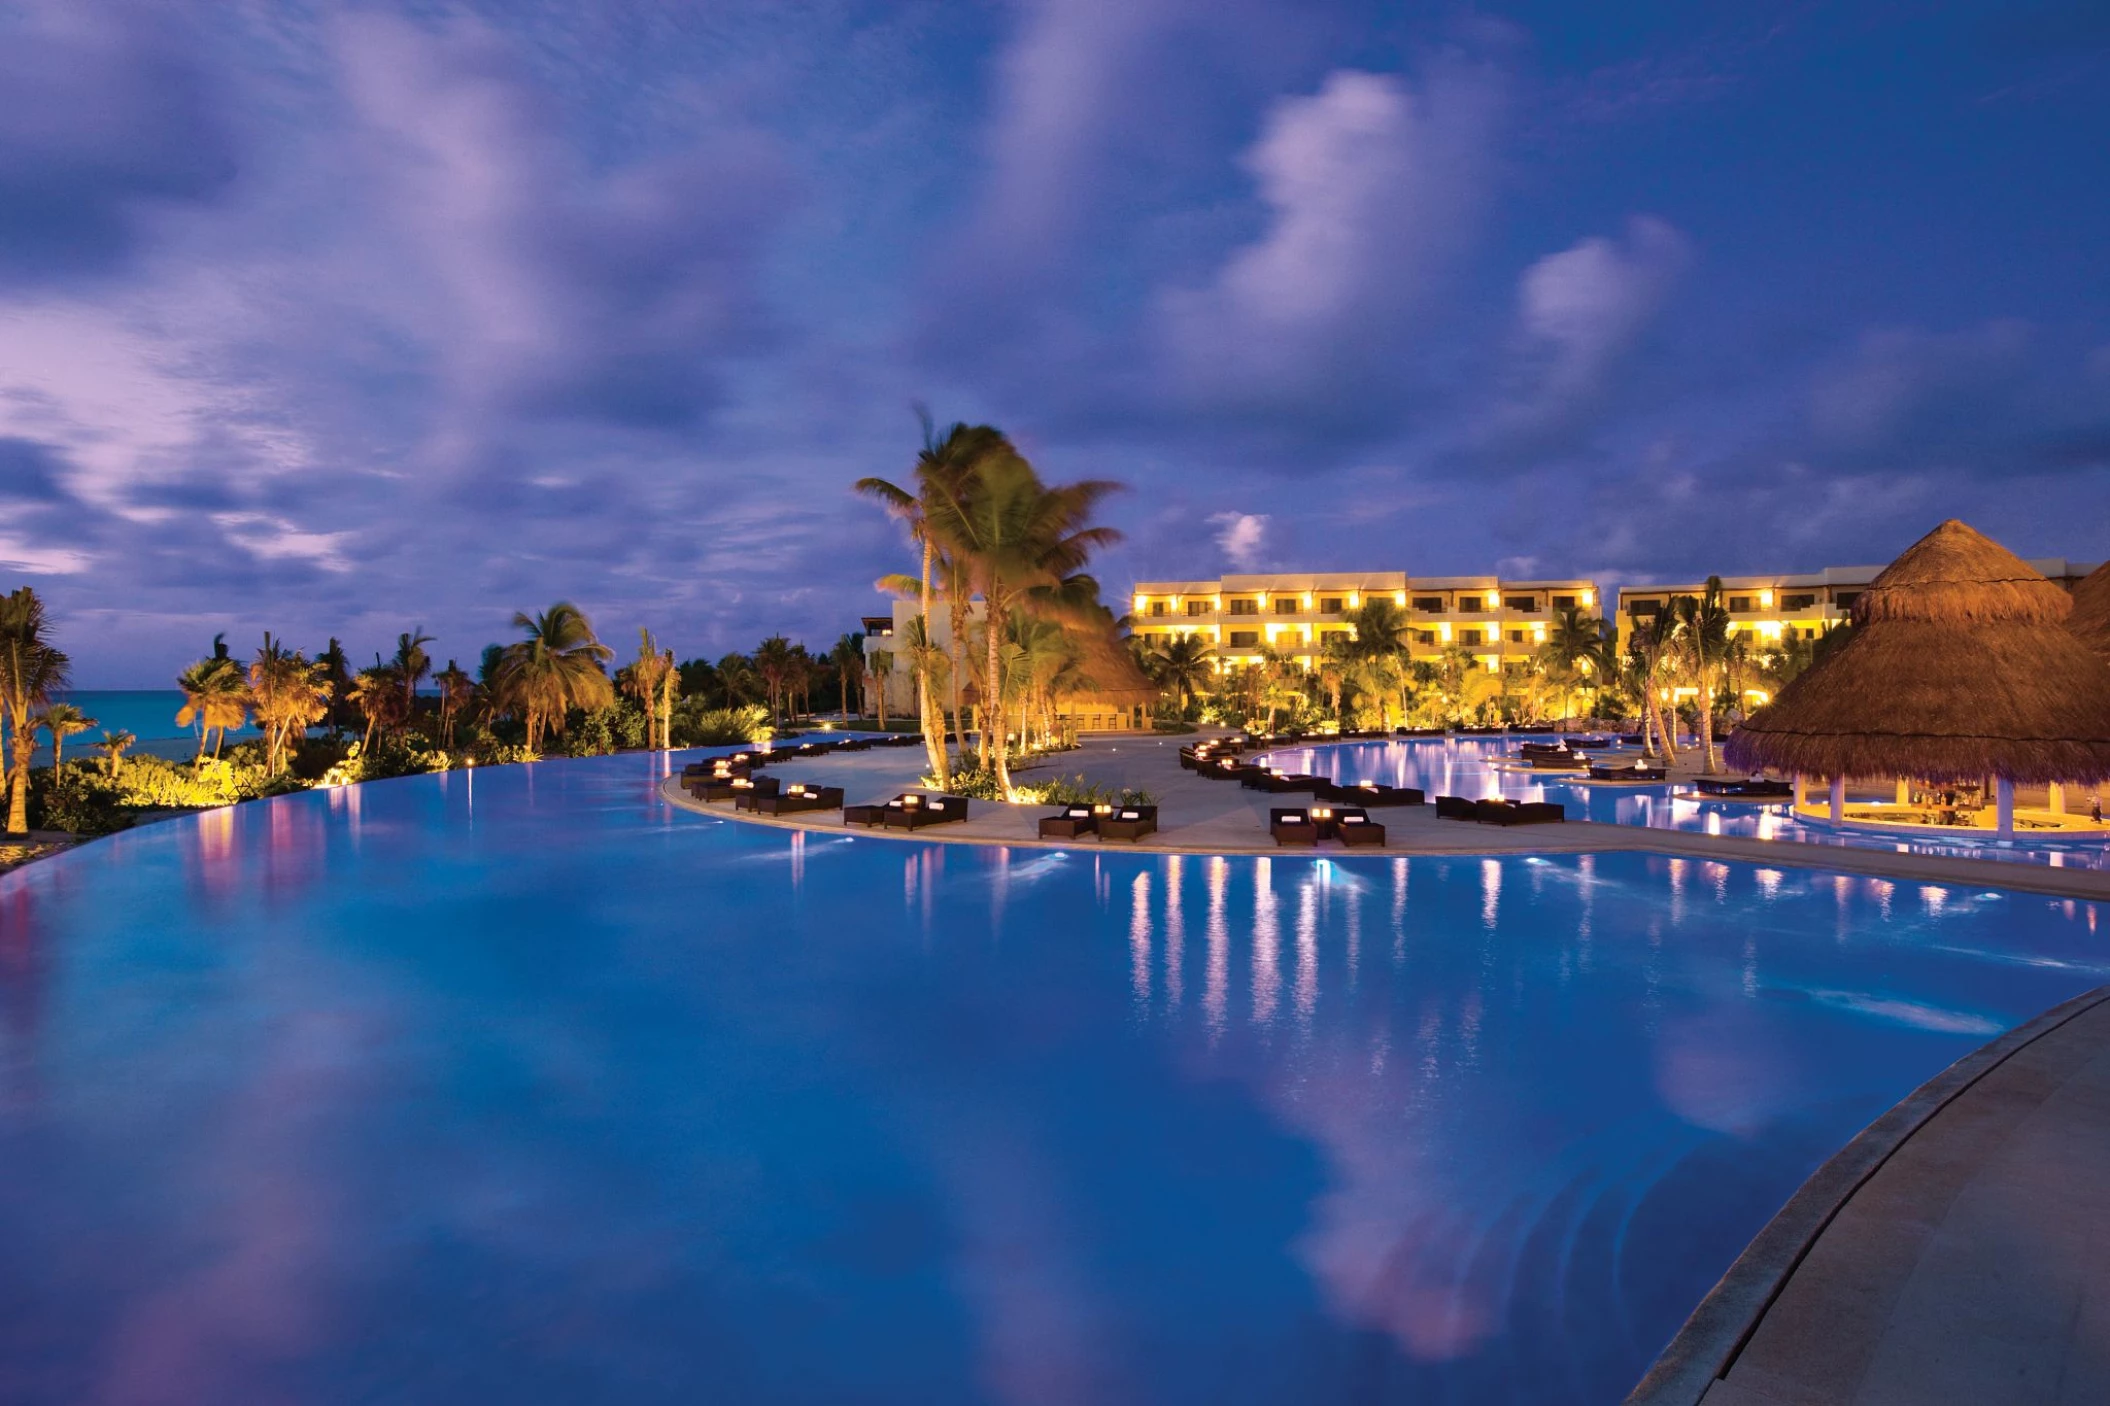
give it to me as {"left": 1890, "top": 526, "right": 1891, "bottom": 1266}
{"left": 1270, "top": 808, "right": 1318, "bottom": 846}
{"left": 748, "top": 783, "right": 844, "bottom": 815}
{"left": 1099, "top": 806, "right": 1158, "bottom": 842}
{"left": 835, "top": 738, "right": 872, "bottom": 752}
{"left": 883, "top": 795, "right": 970, "bottom": 830}
{"left": 1473, "top": 799, "right": 1565, "bottom": 825}
{"left": 1588, "top": 760, "right": 1666, "bottom": 782}
{"left": 1434, "top": 795, "right": 1478, "bottom": 821}
{"left": 1038, "top": 806, "right": 1098, "bottom": 840}
{"left": 1320, "top": 780, "right": 1424, "bottom": 807}
{"left": 1333, "top": 808, "right": 1387, "bottom": 847}
{"left": 1261, "top": 772, "right": 1325, "bottom": 793}
{"left": 1528, "top": 752, "right": 1590, "bottom": 770}
{"left": 791, "top": 741, "right": 836, "bottom": 758}
{"left": 700, "top": 775, "right": 780, "bottom": 804}
{"left": 843, "top": 795, "right": 904, "bottom": 826}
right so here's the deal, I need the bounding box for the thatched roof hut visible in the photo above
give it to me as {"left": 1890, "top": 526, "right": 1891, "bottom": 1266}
{"left": 1724, "top": 520, "right": 2110, "bottom": 785}
{"left": 2067, "top": 559, "right": 2110, "bottom": 662}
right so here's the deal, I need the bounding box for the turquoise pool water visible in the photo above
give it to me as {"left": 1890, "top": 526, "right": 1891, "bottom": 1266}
{"left": 1271, "top": 736, "right": 2110, "bottom": 873}
{"left": 0, "top": 752, "right": 2102, "bottom": 1403}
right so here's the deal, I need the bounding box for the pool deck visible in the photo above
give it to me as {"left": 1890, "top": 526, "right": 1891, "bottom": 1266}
{"left": 662, "top": 734, "right": 2110, "bottom": 902}
{"left": 1629, "top": 984, "right": 2110, "bottom": 1406}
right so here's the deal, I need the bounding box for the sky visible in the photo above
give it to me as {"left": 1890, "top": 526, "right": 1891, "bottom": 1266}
{"left": 3, "top": 1, "right": 2107, "bottom": 686}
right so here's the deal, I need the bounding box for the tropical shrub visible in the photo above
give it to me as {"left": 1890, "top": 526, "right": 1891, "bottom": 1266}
{"left": 28, "top": 769, "right": 133, "bottom": 835}
{"left": 670, "top": 703, "right": 771, "bottom": 747}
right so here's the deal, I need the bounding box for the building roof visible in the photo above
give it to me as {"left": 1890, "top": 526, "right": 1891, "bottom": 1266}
{"left": 2068, "top": 560, "right": 2110, "bottom": 661}
{"left": 1724, "top": 521, "right": 2110, "bottom": 784}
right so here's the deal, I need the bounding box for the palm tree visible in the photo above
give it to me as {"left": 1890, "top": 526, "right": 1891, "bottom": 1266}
{"left": 434, "top": 660, "right": 476, "bottom": 748}
{"left": 319, "top": 637, "right": 355, "bottom": 731}
{"left": 1346, "top": 598, "right": 1412, "bottom": 660}
{"left": 34, "top": 701, "right": 95, "bottom": 772}
{"left": 1670, "top": 577, "right": 1730, "bottom": 772}
{"left": 1149, "top": 634, "right": 1212, "bottom": 713}
{"left": 249, "top": 633, "right": 332, "bottom": 776}
{"left": 857, "top": 413, "right": 1018, "bottom": 786}
{"left": 922, "top": 448, "right": 1122, "bottom": 799}
{"left": 493, "top": 602, "right": 616, "bottom": 752}
{"left": 394, "top": 628, "right": 435, "bottom": 724}
{"left": 0, "top": 587, "right": 71, "bottom": 834}
{"left": 752, "top": 635, "right": 796, "bottom": 727}
{"left": 176, "top": 655, "right": 250, "bottom": 760}
{"left": 621, "top": 629, "right": 676, "bottom": 750}
{"left": 715, "top": 653, "right": 761, "bottom": 708}
{"left": 1626, "top": 613, "right": 1681, "bottom": 762}
{"left": 348, "top": 665, "right": 405, "bottom": 752}
{"left": 1539, "top": 606, "right": 1608, "bottom": 728}
{"left": 97, "top": 729, "right": 136, "bottom": 778}
{"left": 828, "top": 634, "right": 864, "bottom": 719}
{"left": 865, "top": 648, "right": 894, "bottom": 730}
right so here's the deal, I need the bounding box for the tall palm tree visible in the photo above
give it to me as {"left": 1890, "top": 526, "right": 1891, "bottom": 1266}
{"left": 1670, "top": 577, "right": 1730, "bottom": 773}
{"left": 865, "top": 648, "right": 894, "bottom": 730}
{"left": 176, "top": 655, "right": 250, "bottom": 760}
{"left": 434, "top": 660, "right": 476, "bottom": 748}
{"left": 97, "top": 729, "right": 136, "bottom": 778}
{"left": 493, "top": 602, "right": 615, "bottom": 752}
{"left": 348, "top": 665, "right": 405, "bottom": 752}
{"left": 249, "top": 633, "right": 332, "bottom": 776}
{"left": 922, "top": 449, "right": 1122, "bottom": 799}
{"left": 1540, "top": 606, "right": 1607, "bottom": 728}
{"left": 1626, "top": 613, "right": 1681, "bottom": 762}
{"left": 394, "top": 629, "right": 435, "bottom": 723}
{"left": 828, "top": 634, "right": 864, "bottom": 720}
{"left": 715, "top": 653, "right": 761, "bottom": 708}
{"left": 1149, "top": 634, "right": 1212, "bottom": 712}
{"left": 857, "top": 414, "right": 1017, "bottom": 786}
{"left": 1346, "top": 598, "right": 1412, "bottom": 660}
{"left": 621, "top": 629, "right": 675, "bottom": 750}
{"left": 34, "top": 701, "right": 95, "bottom": 772}
{"left": 318, "top": 637, "right": 354, "bottom": 731}
{"left": 0, "top": 588, "right": 71, "bottom": 834}
{"left": 752, "top": 636, "right": 796, "bottom": 726}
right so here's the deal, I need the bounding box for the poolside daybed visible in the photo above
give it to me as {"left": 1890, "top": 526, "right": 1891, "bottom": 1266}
{"left": 1333, "top": 807, "right": 1386, "bottom": 846}
{"left": 1588, "top": 759, "right": 1667, "bottom": 782}
{"left": 697, "top": 774, "right": 779, "bottom": 804}
{"left": 1434, "top": 795, "right": 1479, "bottom": 821}
{"left": 1694, "top": 777, "right": 1794, "bottom": 798}
{"left": 1319, "top": 779, "right": 1423, "bottom": 806}
{"left": 746, "top": 783, "right": 844, "bottom": 815}
{"left": 1473, "top": 799, "right": 1565, "bottom": 826}
{"left": 1037, "top": 806, "right": 1098, "bottom": 840}
{"left": 1270, "top": 808, "right": 1318, "bottom": 846}
{"left": 1099, "top": 806, "right": 1158, "bottom": 843}
{"left": 882, "top": 794, "right": 971, "bottom": 830}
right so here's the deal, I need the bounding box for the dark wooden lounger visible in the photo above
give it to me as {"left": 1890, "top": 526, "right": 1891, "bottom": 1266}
{"left": 1099, "top": 806, "right": 1157, "bottom": 842}
{"left": 1474, "top": 799, "right": 1565, "bottom": 825}
{"left": 1038, "top": 807, "right": 1098, "bottom": 839}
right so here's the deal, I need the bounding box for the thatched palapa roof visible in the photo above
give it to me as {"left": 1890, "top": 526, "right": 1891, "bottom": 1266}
{"left": 1724, "top": 519, "right": 2110, "bottom": 784}
{"left": 2067, "top": 559, "right": 2110, "bottom": 662}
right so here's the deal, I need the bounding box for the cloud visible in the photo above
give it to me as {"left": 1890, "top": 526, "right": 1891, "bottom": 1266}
{"left": 1485, "top": 215, "right": 1692, "bottom": 449}
{"left": 1208, "top": 512, "right": 1269, "bottom": 568}
{"left": 1155, "top": 59, "right": 1506, "bottom": 416}
{"left": 0, "top": 2, "right": 236, "bottom": 285}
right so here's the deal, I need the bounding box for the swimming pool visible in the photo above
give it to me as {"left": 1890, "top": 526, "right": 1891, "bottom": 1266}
{"left": 1270, "top": 736, "right": 2110, "bottom": 873}
{"left": 0, "top": 752, "right": 2101, "bottom": 1403}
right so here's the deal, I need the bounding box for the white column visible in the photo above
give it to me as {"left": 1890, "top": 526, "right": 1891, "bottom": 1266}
{"left": 1996, "top": 778, "right": 2015, "bottom": 838}
{"left": 1895, "top": 778, "right": 1910, "bottom": 805}
{"left": 2049, "top": 783, "right": 2065, "bottom": 816}
{"left": 1829, "top": 775, "right": 1846, "bottom": 823}
{"left": 1793, "top": 774, "right": 1807, "bottom": 807}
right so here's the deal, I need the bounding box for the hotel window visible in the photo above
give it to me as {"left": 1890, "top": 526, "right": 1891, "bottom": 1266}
{"left": 1319, "top": 596, "right": 1343, "bottom": 614}
{"left": 1782, "top": 593, "right": 1817, "bottom": 610}
{"left": 1412, "top": 595, "right": 1445, "bottom": 612}
{"left": 1274, "top": 598, "right": 1299, "bottom": 614}
{"left": 1415, "top": 630, "right": 1438, "bottom": 645}
{"left": 1835, "top": 591, "right": 1862, "bottom": 612}
{"left": 1227, "top": 598, "right": 1258, "bottom": 616}
{"left": 1506, "top": 629, "right": 1527, "bottom": 643}
{"left": 1228, "top": 630, "right": 1260, "bottom": 647}
{"left": 1503, "top": 595, "right": 1537, "bottom": 612}
{"left": 1552, "top": 594, "right": 1577, "bottom": 609}
{"left": 1149, "top": 600, "right": 1167, "bottom": 616}
{"left": 1459, "top": 629, "right": 1484, "bottom": 646}
{"left": 1729, "top": 596, "right": 1754, "bottom": 613}
{"left": 1628, "top": 598, "right": 1662, "bottom": 616}
{"left": 1185, "top": 600, "right": 1209, "bottom": 616}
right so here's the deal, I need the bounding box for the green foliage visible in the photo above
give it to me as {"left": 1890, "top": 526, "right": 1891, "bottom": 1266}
{"left": 1151, "top": 718, "right": 1198, "bottom": 733}
{"left": 1029, "top": 774, "right": 1154, "bottom": 807}
{"left": 670, "top": 701, "right": 771, "bottom": 747}
{"left": 28, "top": 768, "right": 133, "bottom": 835}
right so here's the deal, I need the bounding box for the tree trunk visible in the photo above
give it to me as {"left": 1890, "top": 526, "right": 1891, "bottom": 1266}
{"left": 947, "top": 592, "right": 970, "bottom": 774}
{"left": 5, "top": 734, "right": 28, "bottom": 835}
{"left": 1698, "top": 664, "right": 1718, "bottom": 773}
{"left": 986, "top": 594, "right": 1014, "bottom": 799}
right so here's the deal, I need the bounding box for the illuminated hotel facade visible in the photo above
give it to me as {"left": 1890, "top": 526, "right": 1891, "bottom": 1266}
{"left": 1616, "top": 557, "right": 2100, "bottom": 704}
{"left": 1127, "top": 572, "right": 1600, "bottom": 674}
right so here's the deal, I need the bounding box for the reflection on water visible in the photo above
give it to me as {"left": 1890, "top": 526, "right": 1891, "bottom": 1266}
{"left": 0, "top": 754, "right": 2103, "bottom": 1404}
{"left": 1273, "top": 737, "right": 2110, "bottom": 872}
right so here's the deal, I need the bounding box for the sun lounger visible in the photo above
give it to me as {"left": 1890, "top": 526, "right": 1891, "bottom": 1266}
{"left": 1320, "top": 780, "right": 1424, "bottom": 806}
{"left": 1588, "top": 761, "right": 1666, "bottom": 782}
{"left": 1693, "top": 777, "right": 1794, "bottom": 797}
{"left": 1270, "top": 808, "right": 1318, "bottom": 846}
{"left": 1333, "top": 808, "right": 1386, "bottom": 846}
{"left": 1528, "top": 752, "right": 1590, "bottom": 770}
{"left": 1473, "top": 799, "right": 1565, "bottom": 825}
{"left": 882, "top": 795, "right": 970, "bottom": 830}
{"left": 748, "top": 784, "right": 844, "bottom": 815}
{"left": 1434, "top": 795, "right": 1478, "bottom": 820}
{"left": 1038, "top": 806, "right": 1098, "bottom": 839}
{"left": 1261, "top": 772, "right": 1324, "bottom": 793}
{"left": 1099, "top": 806, "right": 1157, "bottom": 842}
{"left": 699, "top": 775, "right": 780, "bottom": 803}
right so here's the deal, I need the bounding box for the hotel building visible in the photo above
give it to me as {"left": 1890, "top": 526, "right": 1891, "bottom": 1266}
{"left": 1616, "top": 557, "right": 2100, "bottom": 704}
{"left": 1127, "top": 572, "right": 1601, "bottom": 675}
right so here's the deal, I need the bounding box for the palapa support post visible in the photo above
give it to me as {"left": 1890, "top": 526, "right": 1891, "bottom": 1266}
{"left": 1995, "top": 777, "right": 2015, "bottom": 838}
{"left": 1829, "top": 775, "right": 1846, "bottom": 823}
{"left": 1792, "top": 774, "right": 1806, "bottom": 807}
{"left": 2049, "top": 783, "right": 2065, "bottom": 815}
{"left": 1894, "top": 778, "right": 1909, "bottom": 805}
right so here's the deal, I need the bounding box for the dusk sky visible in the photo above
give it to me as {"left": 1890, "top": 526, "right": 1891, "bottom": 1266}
{"left": 5, "top": 0, "right": 2108, "bottom": 686}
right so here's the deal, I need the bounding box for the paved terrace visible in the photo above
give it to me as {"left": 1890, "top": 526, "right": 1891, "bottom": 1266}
{"left": 662, "top": 733, "right": 2110, "bottom": 903}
